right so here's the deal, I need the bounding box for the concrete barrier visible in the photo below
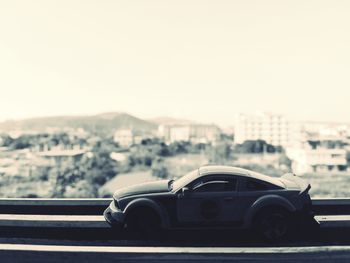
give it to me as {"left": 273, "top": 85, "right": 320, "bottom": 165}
{"left": 0, "top": 214, "right": 109, "bottom": 228}
{"left": 0, "top": 198, "right": 349, "bottom": 215}
{"left": 312, "top": 199, "right": 350, "bottom": 215}
{"left": 0, "top": 198, "right": 111, "bottom": 215}
{"left": 0, "top": 214, "right": 347, "bottom": 229}
{"left": 315, "top": 215, "right": 350, "bottom": 228}
{"left": 0, "top": 198, "right": 347, "bottom": 206}
{"left": 0, "top": 198, "right": 111, "bottom": 206}
{"left": 1, "top": 244, "right": 350, "bottom": 263}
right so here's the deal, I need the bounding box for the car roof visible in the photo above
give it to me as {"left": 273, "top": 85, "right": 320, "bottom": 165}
{"left": 199, "top": 165, "right": 249, "bottom": 176}
{"left": 198, "top": 165, "right": 285, "bottom": 188}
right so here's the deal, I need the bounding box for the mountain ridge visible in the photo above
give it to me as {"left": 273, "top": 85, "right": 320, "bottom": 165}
{"left": 0, "top": 112, "right": 157, "bottom": 135}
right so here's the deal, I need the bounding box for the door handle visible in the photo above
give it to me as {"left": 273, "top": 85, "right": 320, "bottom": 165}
{"left": 224, "top": 197, "right": 234, "bottom": 201}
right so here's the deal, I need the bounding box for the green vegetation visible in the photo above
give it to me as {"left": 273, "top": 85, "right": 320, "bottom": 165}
{"left": 0, "top": 133, "right": 348, "bottom": 198}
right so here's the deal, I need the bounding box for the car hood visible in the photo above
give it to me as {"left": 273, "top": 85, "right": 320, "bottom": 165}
{"left": 113, "top": 179, "right": 170, "bottom": 199}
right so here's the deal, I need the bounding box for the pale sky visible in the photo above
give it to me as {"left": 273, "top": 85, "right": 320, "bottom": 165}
{"left": 0, "top": 0, "right": 349, "bottom": 126}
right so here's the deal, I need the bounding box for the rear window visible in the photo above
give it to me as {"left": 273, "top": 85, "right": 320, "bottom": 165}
{"left": 246, "top": 180, "right": 268, "bottom": 191}
{"left": 248, "top": 171, "right": 285, "bottom": 188}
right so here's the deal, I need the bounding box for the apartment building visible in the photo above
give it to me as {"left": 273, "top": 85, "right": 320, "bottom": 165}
{"left": 113, "top": 129, "right": 153, "bottom": 148}
{"left": 158, "top": 124, "right": 221, "bottom": 144}
{"left": 286, "top": 131, "right": 348, "bottom": 174}
{"left": 287, "top": 144, "right": 347, "bottom": 174}
{"left": 234, "top": 112, "right": 290, "bottom": 147}
{"left": 113, "top": 129, "right": 135, "bottom": 147}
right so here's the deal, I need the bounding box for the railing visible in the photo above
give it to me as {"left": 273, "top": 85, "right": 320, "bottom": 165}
{"left": 0, "top": 198, "right": 349, "bottom": 215}
{"left": 2, "top": 245, "right": 350, "bottom": 263}
{"left": 0, "top": 198, "right": 111, "bottom": 215}
{"left": 0, "top": 198, "right": 349, "bottom": 262}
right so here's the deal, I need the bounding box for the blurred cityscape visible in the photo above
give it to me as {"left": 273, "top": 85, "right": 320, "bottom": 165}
{"left": 0, "top": 111, "right": 349, "bottom": 198}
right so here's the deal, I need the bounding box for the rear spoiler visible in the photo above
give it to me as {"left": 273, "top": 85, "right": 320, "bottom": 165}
{"left": 281, "top": 173, "right": 311, "bottom": 194}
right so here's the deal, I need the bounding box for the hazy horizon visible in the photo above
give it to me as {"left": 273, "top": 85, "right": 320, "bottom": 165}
{"left": 1, "top": 1, "right": 350, "bottom": 126}
{"left": 1, "top": 110, "right": 349, "bottom": 129}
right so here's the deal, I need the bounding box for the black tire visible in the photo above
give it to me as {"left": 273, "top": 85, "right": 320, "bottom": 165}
{"left": 126, "top": 207, "right": 162, "bottom": 239}
{"left": 254, "top": 207, "right": 290, "bottom": 242}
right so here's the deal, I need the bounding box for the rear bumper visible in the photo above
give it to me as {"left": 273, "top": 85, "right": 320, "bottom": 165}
{"left": 103, "top": 201, "right": 125, "bottom": 227}
{"left": 292, "top": 207, "right": 319, "bottom": 229}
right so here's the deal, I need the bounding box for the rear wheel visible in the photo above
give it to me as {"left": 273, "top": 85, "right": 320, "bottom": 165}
{"left": 126, "top": 207, "right": 162, "bottom": 239}
{"left": 254, "top": 208, "right": 290, "bottom": 241}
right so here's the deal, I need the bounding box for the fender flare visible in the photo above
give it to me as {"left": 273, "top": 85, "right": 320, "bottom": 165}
{"left": 124, "top": 198, "right": 170, "bottom": 228}
{"left": 244, "top": 194, "right": 296, "bottom": 227}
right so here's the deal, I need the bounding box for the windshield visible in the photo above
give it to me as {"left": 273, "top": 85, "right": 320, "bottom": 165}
{"left": 171, "top": 169, "right": 199, "bottom": 192}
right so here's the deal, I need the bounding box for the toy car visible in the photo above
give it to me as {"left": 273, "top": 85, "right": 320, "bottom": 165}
{"left": 104, "top": 165, "right": 313, "bottom": 240}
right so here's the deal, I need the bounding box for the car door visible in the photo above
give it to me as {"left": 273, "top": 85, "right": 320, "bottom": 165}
{"left": 176, "top": 175, "right": 240, "bottom": 226}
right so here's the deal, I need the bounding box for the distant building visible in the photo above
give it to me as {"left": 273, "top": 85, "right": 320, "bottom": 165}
{"left": 110, "top": 152, "right": 129, "bottom": 163}
{"left": 286, "top": 134, "right": 348, "bottom": 174}
{"left": 0, "top": 148, "right": 51, "bottom": 177}
{"left": 292, "top": 121, "right": 349, "bottom": 139}
{"left": 113, "top": 129, "right": 152, "bottom": 147}
{"left": 158, "top": 124, "right": 221, "bottom": 144}
{"left": 169, "top": 126, "right": 191, "bottom": 142}
{"left": 234, "top": 112, "right": 290, "bottom": 147}
{"left": 113, "top": 129, "right": 135, "bottom": 147}
{"left": 37, "top": 148, "right": 87, "bottom": 165}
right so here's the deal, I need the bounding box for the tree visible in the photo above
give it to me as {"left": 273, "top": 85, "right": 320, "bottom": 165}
{"left": 0, "top": 135, "right": 13, "bottom": 147}
{"left": 168, "top": 141, "right": 189, "bottom": 155}
{"left": 208, "top": 142, "right": 232, "bottom": 164}
{"left": 346, "top": 152, "right": 350, "bottom": 166}
{"left": 235, "top": 140, "right": 277, "bottom": 154}
{"left": 11, "top": 135, "right": 32, "bottom": 149}
{"left": 50, "top": 162, "right": 85, "bottom": 197}
{"left": 278, "top": 154, "right": 292, "bottom": 170}
{"left": 84, "top": 151, "right": 119, "bottom": 186}
{"left": 151, "top": 158, "right": 169, "bottom": 179}
{"left": 64, "top": 180, "right": 98, "bottom": 198}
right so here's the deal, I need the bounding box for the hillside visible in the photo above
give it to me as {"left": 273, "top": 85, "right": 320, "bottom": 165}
{"left": 0, "top": 112, "right": 157, "bottom": 135}
{"left": 149, "top": 116, "right": 195, "bottom": 126}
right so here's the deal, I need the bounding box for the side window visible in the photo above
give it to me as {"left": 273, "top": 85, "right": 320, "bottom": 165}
{"left": 194, "top": 181, "right": 231, "bottom": 192}
{"left": 191, "top": 175, "right": 237, "bottom": 192}
{"left": 246, "top": 179, "right": 268, "bottom": 191}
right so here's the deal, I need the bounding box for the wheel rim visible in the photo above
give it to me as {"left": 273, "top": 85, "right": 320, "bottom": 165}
{"left": 127, "top": 211, "right": 160, "bottom": 234}
{"left": 260, "top": 213, "right": 288, "bottom": 240}
{"left": 136, "top": 216, "right": 158, "bottom": 231}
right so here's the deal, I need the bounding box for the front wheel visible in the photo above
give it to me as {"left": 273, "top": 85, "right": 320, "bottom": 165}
{"left": 126, "top": 207, "right": 162, "bottom": 239}
{"left": 254, "top": 208, "right": 290, "bottom": 241}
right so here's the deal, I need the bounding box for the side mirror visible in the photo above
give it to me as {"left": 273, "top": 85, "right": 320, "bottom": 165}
{"left": 182, "top": 187, "right": 190, "bottom": 197}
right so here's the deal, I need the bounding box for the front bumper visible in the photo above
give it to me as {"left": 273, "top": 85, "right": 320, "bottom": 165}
{"left": 103, "top": 201, "right": 126, "bottom": 227}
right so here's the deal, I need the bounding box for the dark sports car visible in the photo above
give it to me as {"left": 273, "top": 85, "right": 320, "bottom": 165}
{"left": 104, "top": 165, "right": 313, "bottom": 240}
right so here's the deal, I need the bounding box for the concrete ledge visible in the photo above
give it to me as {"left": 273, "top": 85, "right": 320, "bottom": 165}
{"left": 312, "top": 199, "right": 350, "bottom": 206}
{"left": 316, "top": 215, "right": 350, "bottom": 228}
{"left": 0, "top": 215, "right": 109, "bottom": 228}
{"left": 1, "top": 244, "right": 350, "bottom": 263}
{"left": 0, "top": 198, "right": 348, "bottom": 216}
{"left": 0, "top": 197, "right": 347, "bottom": 206}
{"left": 1, "top": 244, "right": 350, "bottom": 253}
{"left": 0, "top": 198, "right": 111, "bottom": 206}
{"left": 0, "top": 214, "right": 348, "bottom": 229}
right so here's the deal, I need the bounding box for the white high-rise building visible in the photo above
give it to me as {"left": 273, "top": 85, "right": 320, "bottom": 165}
{"left": 234, "top": 112, "right": 290, "bottom": 146}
